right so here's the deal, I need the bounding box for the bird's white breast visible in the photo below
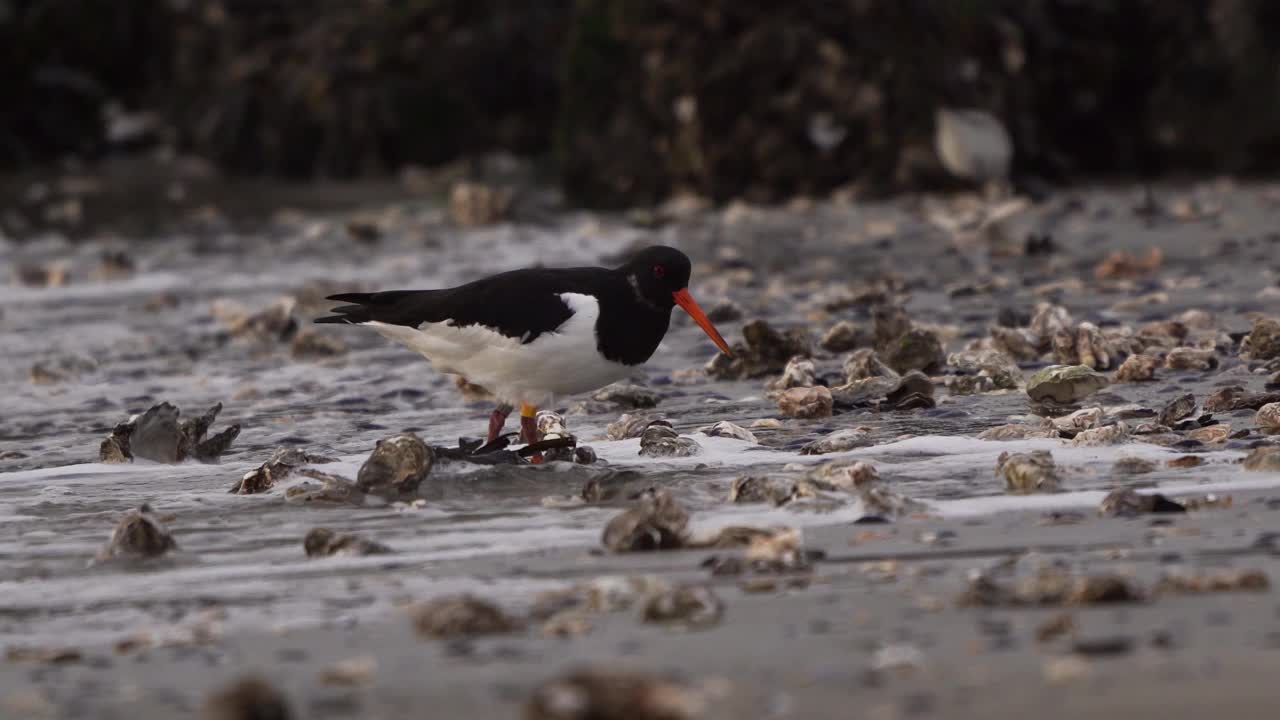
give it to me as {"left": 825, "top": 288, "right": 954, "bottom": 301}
{"left": 367, "top": 293, "right": 634, "bottom": 407}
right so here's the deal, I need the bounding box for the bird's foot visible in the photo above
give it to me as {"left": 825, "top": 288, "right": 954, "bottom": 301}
{"left": 520, "top": 402, "right": 543, "bottom": 464}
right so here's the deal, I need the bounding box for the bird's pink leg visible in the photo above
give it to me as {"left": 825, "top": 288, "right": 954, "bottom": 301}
{"left": 487, "top": 403, "right": 513, "bottom": 443}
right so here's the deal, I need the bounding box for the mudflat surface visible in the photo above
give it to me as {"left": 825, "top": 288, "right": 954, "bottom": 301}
{"left": 2, "top": 180, "right": 1279, "bottom": 718}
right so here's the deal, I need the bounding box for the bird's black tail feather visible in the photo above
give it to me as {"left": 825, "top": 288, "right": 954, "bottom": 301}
{"left": 315, "top": 293, "right": 379, "bottom": 324}
{"left": 314, "top": 290, "right": 435, "bottom": 326}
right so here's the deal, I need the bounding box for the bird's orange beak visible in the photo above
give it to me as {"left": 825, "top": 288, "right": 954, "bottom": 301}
{"left": 672, "top": 288, "right": 734, "bottom": 357}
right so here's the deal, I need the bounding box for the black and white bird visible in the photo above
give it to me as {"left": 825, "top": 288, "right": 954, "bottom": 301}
{"left": 315, "top": 246, "right": 733, "bottom": 452}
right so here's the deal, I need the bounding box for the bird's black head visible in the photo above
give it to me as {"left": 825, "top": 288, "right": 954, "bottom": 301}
{"left": 620, "top": 245, "right": 692, "bottom": 308}
{"left": 617, "top": 245, "right": 732, "bottom": 357}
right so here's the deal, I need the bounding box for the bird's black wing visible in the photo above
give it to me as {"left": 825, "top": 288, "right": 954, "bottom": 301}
{"left": 315, "top": 268, "right": 606, "bottom": 344}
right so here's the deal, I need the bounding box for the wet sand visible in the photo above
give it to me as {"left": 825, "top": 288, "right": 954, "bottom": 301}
{"left": 2, "top": 178, "right": 1280, "bottom": 717}
{"left": 4, "top": 486, "right": 1279, "bottom": 720}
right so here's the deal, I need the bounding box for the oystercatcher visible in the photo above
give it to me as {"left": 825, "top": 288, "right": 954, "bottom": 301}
{"left": 316, "top": 246, "right": 733, "bottom": 451}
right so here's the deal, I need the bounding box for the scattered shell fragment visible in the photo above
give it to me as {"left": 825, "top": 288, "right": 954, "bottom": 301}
{"left": 800, "top": 427, "right": 871, "bottom": 455}
{"left": 357, "top": 433, "right": 433, "bottom": 494}
{"left": 831, "top": 369, "right": 934, "bottom": 410}
{"left": 593, "top": 384, "right": 660, "bottom": 409}
{"left": 767, "top": 356, "right": 817, "bottom": 391}
{"left": 1094, "top": 247, "right": 1162, "bottom": 279}
{"left": 844, "top": 348, "right": 898, "bottom": 383}
{"left": 977, "top": 422, "right": 1057, "bottom": 440}
{"left": 882, "top": 329, "right": 945, "bottom": 374}
{"left": 1187, "top": 423, "right": 1230, "bottom": 444}
{"left": 946, "top": 348, "right": 1021, "bottom": 394}
{"left": 98, "top": 401, "right": 240, "bottom": 464}
{"left": 412, "top": 595, "right": 518, "bottom": 639}
{"left": 641, "top": 586, "right": 724, "bottom": 628}
{"left": 1053, "top": 322, "right": 1118, "bottom": 370}
{"left": 697, "top": 421, "right": 758, "bottom": 443}
{"left": 1154, "top": 569, "right": 1269, "bottom": 594}
{"left": 1256, "top": 402, "right": 1280, "bottom": 433}
{"left": 997, "top": 450, "right": 1061, "bottom": 493}
{"left": 1204, "top": 386, "right": 1280, "bottom": 412}
{"left": 290, "top": 328, "right": 346, "bottom": 359}
{"left": 1112, "top": 457, "right": 1156, "bottom": 475}
{"left": 1036, "top": 613, "right": 1076, "bottom": 643}
{"left": 706, "top": 319, "right": 810, "bottom": 380}
{"left": 728, "top": 476, "right": 796, "bottom": 506}
{"left": 820, "top": 320, "right": 869, "bottom": 353}
{"left": 602, "top": 489, "right": 690, "bottom": 552}
{"left": 607, "top": 413, "right": 667, "bottom": 440}
{"left": 1158, "top": 393, "right": 1197, "bottom": 426}
{"left": 1042, "top": 655, "right": 1092, "bottom": 686}
{"left": 96, "top": 504, "right": 177, "bottom": 561}
{"left": 1115, "top": 354, "right": 1159, "bottom": 382}
{"left": 1165, "top": 347, "right": 1218, "bottom": 371}
{"left": 231, "top": 447, "right": 333, "bottom": 494}
{"left": 449, "top": 181, "right": 512, "bottom": 226}
{"left": 5, "top": 645, "right": 83, "bottom": 665}
{"left": 1070, "top": 422, "right": 1130, "bottom": 446}
{"left": 959, "top": 570, "right": 1144, "bottom": 607}
{"left": 806, "top": 459, "right": 881, "bottom": 492}
{"left": 1052, "top": 407, "right": 1103, "bottom": 432}
{"left": 303, "top": 528, "right": 392, "bottom": 558}
{"left": 1026, "top": 365, "right": 1108, "bottom": 404}
{"left": 1240, "top": 317, "right": 1280, "bottom": 361}
{"left": 525, "top": 669, "right": 707, "bottom": 720}
{"left": 776, "top": 386, "right": 833, "bottom": 418}
{"left": 1099, "top": 488, "right": 1186, "bottom": 517}
{"left": 284, "top": 470, "right": 365, "bottom": 505}
{"left": 1242, "top": 446, "right": 1280, "bottom": 471}
{"left": 639, "top": 424, "right": 701, "bottom": 457}
{"left": 319, "top": 655, "right": 378, "bottom": 687}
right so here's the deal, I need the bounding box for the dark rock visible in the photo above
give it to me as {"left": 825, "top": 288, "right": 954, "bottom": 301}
{"left": 357, "top": 434, "right": 433, "bottom": 494}
{"left": 1071, "top": 636, "right": 1135, "bottom": 657}
{"left": 204, "top": 675, "right": 294, "bottom": 720}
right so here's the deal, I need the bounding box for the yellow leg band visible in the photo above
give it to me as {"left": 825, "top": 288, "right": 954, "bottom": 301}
{"left": 520, "top": 403, "right": 537, "bottom": 418}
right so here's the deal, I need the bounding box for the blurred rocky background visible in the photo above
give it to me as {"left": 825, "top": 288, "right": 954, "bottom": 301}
{"left": 4, "top": 0, "right": 1280, "bottom": 234}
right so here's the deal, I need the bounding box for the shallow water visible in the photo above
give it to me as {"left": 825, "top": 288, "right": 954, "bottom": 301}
{"left": 2, "top": 182, "right": 1279, "bottom": 651}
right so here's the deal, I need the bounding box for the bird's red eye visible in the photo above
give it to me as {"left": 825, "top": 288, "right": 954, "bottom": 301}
{"left": 653, "top": 264, "right": 665, "bottom": 279}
